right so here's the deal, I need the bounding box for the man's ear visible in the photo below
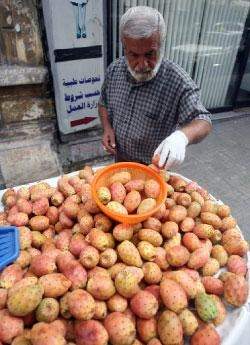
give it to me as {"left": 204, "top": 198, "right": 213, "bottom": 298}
{"left": 121, "top": 38, "right": 126, "bottom": 50}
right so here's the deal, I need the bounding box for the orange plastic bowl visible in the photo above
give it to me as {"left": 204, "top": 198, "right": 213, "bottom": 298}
{"left": 92, "top": 162, "right": 167, "bottom": 224}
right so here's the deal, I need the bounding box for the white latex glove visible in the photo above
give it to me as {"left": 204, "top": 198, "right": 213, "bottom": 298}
{"left": 154, "top": 130, "right": 189, "bottom": 170}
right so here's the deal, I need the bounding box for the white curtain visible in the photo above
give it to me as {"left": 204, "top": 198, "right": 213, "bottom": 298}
{"left": 110, "top": 0, "right": 250, "bottom": 108}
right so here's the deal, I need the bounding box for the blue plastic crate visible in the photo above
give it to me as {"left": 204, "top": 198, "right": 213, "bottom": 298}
{"left": 0, "top": 226, "right": 20, "bottom": 271}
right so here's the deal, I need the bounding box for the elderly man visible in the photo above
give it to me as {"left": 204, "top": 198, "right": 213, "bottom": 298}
{"left": 99, "top": 6, "right": 212, "bottom": 170}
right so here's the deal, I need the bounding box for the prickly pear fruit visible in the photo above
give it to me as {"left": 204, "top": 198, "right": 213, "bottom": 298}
{"left": 117, "top": 240, "right": 143, "bottom": 267}
{"left": 97, "top": 187, "right": 111, "bottom": 204}
{"left": 195, "top": 292, "right": 218, "bottom": 322}
{"left": 107, "top": 201, "right": 128, "bottom": 215}
{"left": 7, "top": 284, "right": 44, "bottom": 316}
{"left": 224, "top": 275, "right": 248, "bottom": 307}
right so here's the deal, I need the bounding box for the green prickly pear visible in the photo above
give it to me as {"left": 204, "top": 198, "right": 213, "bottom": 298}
{"left": 7, "top": 284, "right": 44, "bottom": 316}
{"left": 195, "top": 292, "right": 218, "bottom": 322}
{"left": 97, "top": 186, "right": 111, "bottom": 204}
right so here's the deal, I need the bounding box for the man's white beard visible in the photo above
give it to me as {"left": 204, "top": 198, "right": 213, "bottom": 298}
{"left": 126, "top": 51, "right": 164, "bottom": 82}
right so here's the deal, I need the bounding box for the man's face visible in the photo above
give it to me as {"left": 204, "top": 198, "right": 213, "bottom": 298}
{"left": 123, "top": 33, "right": 162, "bottom": 82}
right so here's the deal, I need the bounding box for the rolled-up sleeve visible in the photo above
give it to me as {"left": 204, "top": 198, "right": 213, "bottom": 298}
{"left": 177, "top": 75, "right": 211, "bottom": 126}
{"left": 193, "top": 113, "right": 212, "bottom": 125}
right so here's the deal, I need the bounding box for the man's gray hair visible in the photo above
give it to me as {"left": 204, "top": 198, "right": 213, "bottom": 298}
{"left": 120, "top": 6, "right": 166, "bottom": 45}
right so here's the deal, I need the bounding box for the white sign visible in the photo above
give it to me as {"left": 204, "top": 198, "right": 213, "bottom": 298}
{"left": 42, "top": 0, "right": 104, "bottom": 134}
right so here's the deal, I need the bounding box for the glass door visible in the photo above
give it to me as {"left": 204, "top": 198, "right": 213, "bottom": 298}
{"left": 235, "top": 12, "right": 250, "bottom": 107}
{"left": 237, "top": 51, "right": 250, "bottom": 106}
{"left": 225, "top": 10, "right": 250, "bottom": 109}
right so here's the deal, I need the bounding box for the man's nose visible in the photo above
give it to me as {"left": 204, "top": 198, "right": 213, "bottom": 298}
{"left": 137, "top": 57, "right": 148, "bottom": 70}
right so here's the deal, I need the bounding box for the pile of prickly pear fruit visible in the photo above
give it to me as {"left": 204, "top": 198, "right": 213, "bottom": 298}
{"left": 0, "top": 164, "right": 249, "bottom": 345}
{"left": 96, "top": 170, "right": 161, "bottom": 215}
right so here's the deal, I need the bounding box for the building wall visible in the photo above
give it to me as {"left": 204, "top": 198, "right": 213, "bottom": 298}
{"left": 0, "top": 0, "right": 56, "bottom": 126}
{"left": 0, "top": 0, "right": 43, "bottom": 65}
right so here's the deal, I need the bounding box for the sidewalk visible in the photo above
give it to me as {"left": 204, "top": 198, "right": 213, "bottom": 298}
{"left": 176, "top": 115, "right": 250, "bottom": 238}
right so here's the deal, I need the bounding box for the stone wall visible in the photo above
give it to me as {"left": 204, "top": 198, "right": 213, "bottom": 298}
{"left": 0, "top": 0, "right": 43, "bottom": 66}
{"left": 0, "top": 0, "right": 55, "bottom": 127}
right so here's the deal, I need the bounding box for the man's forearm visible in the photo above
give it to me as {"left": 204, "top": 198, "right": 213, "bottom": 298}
{"left": 181, "top": 119, "right": 212, "bottom": 145}
{"left": 98, "top": 104, "right": 112, "bottom": 130}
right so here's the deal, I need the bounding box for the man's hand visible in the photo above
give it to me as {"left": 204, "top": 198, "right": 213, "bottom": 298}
{"left": 102, "top": 127, "right": 116, "bottom": 155}
{"left": 153, "top": 130, "right": 188, "bottom": 170}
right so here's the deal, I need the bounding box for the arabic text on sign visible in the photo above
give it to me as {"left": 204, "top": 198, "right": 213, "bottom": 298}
{"left": 64, "top": 90, "right": 100, "bottom": 102}
{"left": 62, "top": 75, "right": 101, "bottom": 87}
{"left": 67, "top": 100, "right": 98, "bottom": 113}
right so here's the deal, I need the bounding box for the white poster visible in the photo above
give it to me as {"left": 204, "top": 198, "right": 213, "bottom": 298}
{"left": 42, "top": 0, "right": 104, "bottom": 134}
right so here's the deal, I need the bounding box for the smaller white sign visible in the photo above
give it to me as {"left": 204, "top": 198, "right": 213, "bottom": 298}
{"left": 42, "top": 0, "right": 104, "bottom": 134}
